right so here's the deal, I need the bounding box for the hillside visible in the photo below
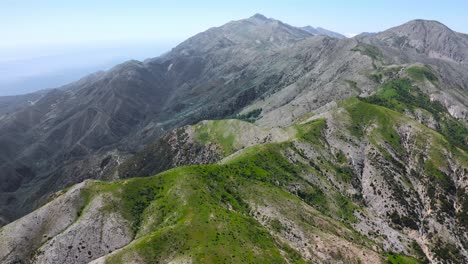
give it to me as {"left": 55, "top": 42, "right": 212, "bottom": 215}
{"left": 1, "top": 15, "right": 467, "bottom": 224}
{"left": 0, "top": 13, "right": 467, "bottom": 264}
{"left": 1, "top": 92, "right": 466, "bottom": 263}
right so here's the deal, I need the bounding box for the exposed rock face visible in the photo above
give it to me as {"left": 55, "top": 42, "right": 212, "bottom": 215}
{"left": 111, "top": 119, "right": 294, "bottom": 179}
{"left": 33, "top": 194, "right": 132, "bottom": 264}
{"left": 0, "top": 180, "right": 133, "bottom": 264}
{"left": 0, "top": 14, "right": 467, "bottom": 263}
{"left": 373, "top": 20, "right": 468, "bottom": 63}
{"left": 107, "top": 126, "right": 223, "bottom": 180}
{"left": 255, "top": 20, "right": 468, "bottom": 127}
{"left": 0, "top": 15, "right": 312, "bottom": 222}
{"left": 0, "top": 181, "right": 90, "bottom": 263}
{"left": 0, "top": 102, "right": 465, "bottom": 263}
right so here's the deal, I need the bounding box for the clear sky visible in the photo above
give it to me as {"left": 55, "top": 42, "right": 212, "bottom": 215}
{"left": 2, "top": 0, "right": 468, "bottom": 50}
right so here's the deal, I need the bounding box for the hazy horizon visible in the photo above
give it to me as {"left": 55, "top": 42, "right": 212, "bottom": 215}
{"left": 0, "top": 41, "right": 177, "bottom": 96}
{"left": 2, "top": 0, "right": 468, "bottom": 96}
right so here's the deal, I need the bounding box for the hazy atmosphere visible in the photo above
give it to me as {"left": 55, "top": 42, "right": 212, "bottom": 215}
{"left": 1, "top": 2, "right": 468, "bottom": 263}
{"left": 1, "top": 0, "right": 467, "bottom": 95}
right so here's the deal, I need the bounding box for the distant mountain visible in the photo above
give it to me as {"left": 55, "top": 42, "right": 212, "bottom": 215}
{"left": 301, "top": 25, "right": 346, "bottom": 39}
{"left": 0, "top": 14, "right": 467, "bottom": 263}
{"left": 369, "top": 19, "right": 468, "bottom": 63}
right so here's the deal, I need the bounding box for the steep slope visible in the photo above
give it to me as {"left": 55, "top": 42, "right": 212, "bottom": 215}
{"left": 372, "top": 19, "right": 468, "bottom": 63}
{"left": 1, "top": 94, "right": 466, "bottom": 263}
{"left": 356, "top": 20, "right": 468, "bottom": 119}
{"left": 108, "top": 119, "right": 294, "bottom": 180}
{"left": 1, "top": 15, "right": 467, "bottom": 232}
{"left": 0, "top": 14, "right": 316, "bottom": 223}
{"left": 252, "top": 20, "right": 468, "bottom": 128}
{"left": 0, "top": 62, "right": 173, "bottom": 223}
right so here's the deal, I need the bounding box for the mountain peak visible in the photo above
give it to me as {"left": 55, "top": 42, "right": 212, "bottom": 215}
{"left": 408, "top": 19, "right": 447, "bottom": 26}
{"left": 247, "top": 13, "right": 275, "bottom": 25}
{"left": 399, "top": 19, "right": 452, "bottom": 32}
{"left": 381, "top": 19, "right": 455, "bottom": 38}
{"left": 168, "top": 14, "right": 313, "bottom": 56}
{"left": 250, "top": 13, "right": 269, "bottom": 20}
{"left": 374, "top": 19, "right": 467, "bottom": 63}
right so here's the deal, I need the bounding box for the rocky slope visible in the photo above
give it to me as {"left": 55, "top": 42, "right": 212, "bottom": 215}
{"left": 252, "top": 21, "right": 468, "bottom": 128}
{"left": 1, "top": 91, "right": 466, "bottom": 263}
{"left": 0, "top": 13, "right": 467, "bottom": 263}
{"left": 1, "top": 15, "right": 467, "bottom": 224}
{"left": 0, "top": 14, "right": 316, "bottom": 222}
{"left": 371, "top": 19, "right": 468, "bottom": 64}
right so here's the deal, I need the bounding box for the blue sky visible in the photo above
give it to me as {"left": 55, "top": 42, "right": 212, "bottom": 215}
{"left": 2, "top": 0, "right": 468, "bottom": 50}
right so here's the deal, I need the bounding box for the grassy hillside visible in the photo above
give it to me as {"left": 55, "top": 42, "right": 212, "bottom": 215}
{"left": 2, "top": 96, "right": 466, "bottom": 263}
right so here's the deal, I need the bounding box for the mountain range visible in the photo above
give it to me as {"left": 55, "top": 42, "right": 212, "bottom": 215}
{"left": 0, "top": 14, "right": 467, "bottom": 264}
{"left": 301, "top": 25, "right": 346, "bottom": 39}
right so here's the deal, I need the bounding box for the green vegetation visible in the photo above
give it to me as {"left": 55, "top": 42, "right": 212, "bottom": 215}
{"left": 334, "top": 193, "right": 358, "bottom": 222}
{"left": 410, "top": 241, "right": 429, "bottom": 264}
{"left": 361, "top": 78, "right": 443, "bottom": 113}
{"left": 77, "top": 132, "right": 375, "bottom": 263}
{"left": 76, "top": 188, "right": 93, "bottom": 219}
{"left": 194, "top": 120, "right": 237, "bottom": 154}
{"left": 389, "top": 211, "right": 418, "bottom": 230}
{"left": 343, "top": 98, "right": 403, "bottom": 153}
{"left": 406, "top": 66, "right": 438, "bottom": 83}
{"left": 351, "top": 43, "right": 383, "bottom": 61}
{"left": 386, "top": 253, "right": 421, "bottom": 264}
{"left": 295, "top": 118, "right": 327, "bottom": 146}
{"left": 431, "top": 239, "right": 464, "bottom": 263}
{"left": 335, "top": 165, "right": 355, "bottom": 183}
{"left": 438, "top": 117, "right": 468, "bottom": 152}
{"left": 66, "top": 92, "right": 467, "bottom": 263}
{"left": 297, "top": 185, "right": 328, "bottom": 210}
{"left": 424, "top": 161, "right": 453, "bottom": 190}
{"left": 92, "top": 143, "right": 316, "bottom": 263}
{"left": 335, "top": 150, "right": 347, "bottom": 163}
{"left": 369, "top": 66, "right": 403, "bottom": 83}
{"left": 270, "top": 218, "right": 284, "bottom": 232}
{"left": 122, "top": 184, "right": 158, "bottom": 233}
{"left": 360, "top": 78, "right": 467, "bottom": 151}
{"left": 235, "top": 108, "right": 262, "bottom": 123}
{"left": 98, "top": 165, "right": 307, "bottom": 264}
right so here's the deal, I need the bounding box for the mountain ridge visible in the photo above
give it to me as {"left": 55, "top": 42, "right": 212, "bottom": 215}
{"left": 1, "top": 95, "right": 466, "bottom": 263}
{"left": 0, "top": 15, "right": 467, "bottom": 263}
{"left": 301, "top": 25, "right": 346, "bottom": 39}
{"left": 369, "top": 19, "right": 468, "bottom": 64}
{"left": 1, "top": 14, "right": 467, "bottom": 224}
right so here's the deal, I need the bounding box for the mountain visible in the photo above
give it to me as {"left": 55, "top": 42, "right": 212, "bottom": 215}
{"left": 0, "top": 91, "right": 47, "bottom": 115}
{"left": 0, "top": 14, "right": 320, "bottom": 223}
{"left": 0, "top": 14, "right": 467, "bottom": 263}
{"left": 301, "top": 25, "right": 346, "bottom": 39}
{"left": 370, "top": 19, "right": 468, "bottom": 63}
{"left": 1, "top": 100, "right": 466, "bottom": 263}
